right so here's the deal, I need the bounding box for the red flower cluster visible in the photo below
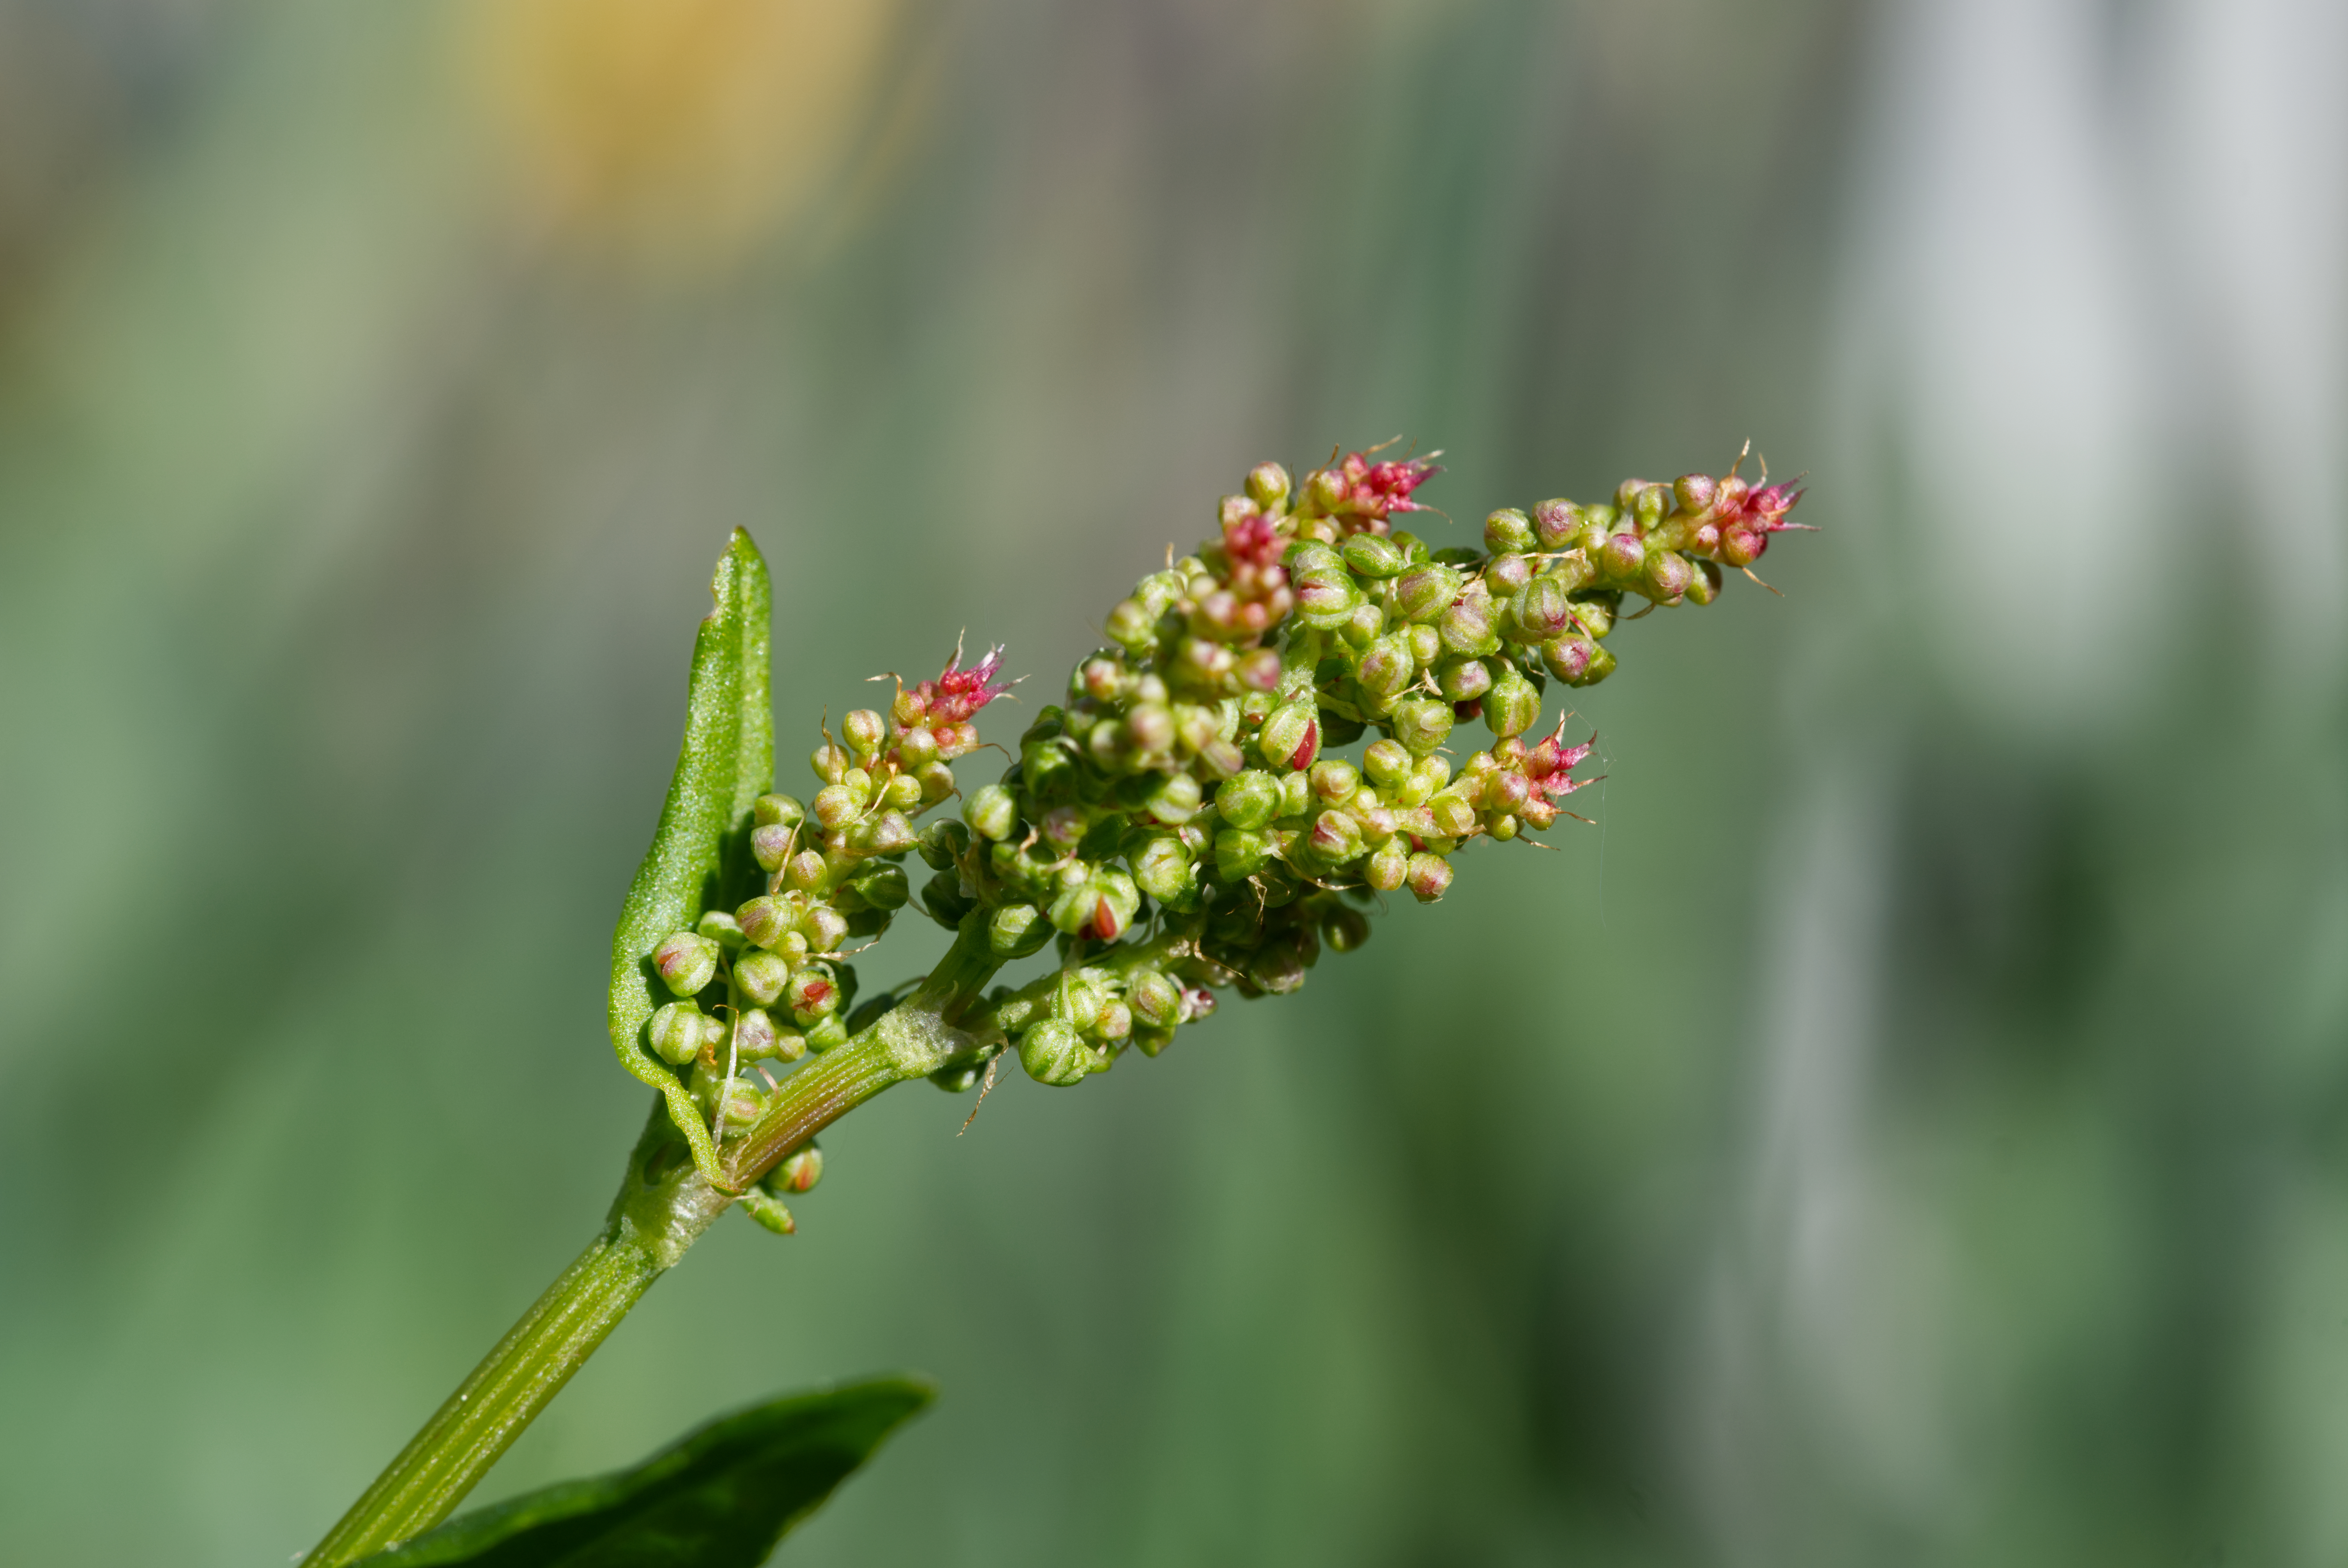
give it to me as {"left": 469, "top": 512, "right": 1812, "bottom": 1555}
{"left": 1195, "top": 499, "right": 1296, "bottom": 641}
{"left": 892, "top": 644, "right": 1010, "bottom": 759}
{"left": 1710, "top": 475, "right": 1807, "bottom": 568}
{"left": 1303, "top": 448, "right": 1441, "bottom": 533}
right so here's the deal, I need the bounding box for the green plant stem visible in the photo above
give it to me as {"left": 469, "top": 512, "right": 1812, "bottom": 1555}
{"left": 309, "top": 912, "right": 1006, "bottom": 1564}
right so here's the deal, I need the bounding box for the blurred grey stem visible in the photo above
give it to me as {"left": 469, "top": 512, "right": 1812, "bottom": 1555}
{"left": 306, "top": 914, "right": 1003, "bottom": 1564}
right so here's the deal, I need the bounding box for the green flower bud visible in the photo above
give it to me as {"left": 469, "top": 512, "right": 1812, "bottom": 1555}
{"left": 1389, "top": 696, "right": 1454, "bottom": 756}
{"left": 648, "top": 1000, "right": 707, "bottom": 1067}
{"left": 1429, "top": 791, "right": 1480, "bottom": 837}
{"left": 1321, "top": 904, "right": 1372, "bottom": 953}
{"left": 1020, "top": 1019, "right": 1095, "bottom": 1086}
{"left": 1531, "top": 498, "right": 1581, "bottom": 549}
{"left": 1093, "top": 1000, "right": 1133, "bottom": 1043}
{"left": 842, "top": 709, "right": 888, "bottom": 761}
{"left": 1309, "top": 759, "right": 1361, "bottom": 802}
{"left": 1392, "top": 564, "right": 1464, "bottom": 623}
{"left": 1341, "top": 534, "right": 1409, "bottom": 578}
{"left": 1363, "top": 739, "right": 1413, "bottom": 788}
{"left": 1305, "top": 809, "right": 1365, "bottom": 865}
{"left": 1292, "top": 575, "right": 1361, "bottom": 634}
{"left": 1142, "top": 770, "right": 1202, "bottom": 824}
{"left": 1218, "top": 770, "right": 1280, "bottom": 830}
{"left": 803, "top": 905, "right": 849, "bottom": 953}
{"left": 989, "top": 902, "right": 1054, "bottom": 959}
{"left": 1406, "top": 852, "right": 1453, "bottom": 902}
{"left": 1124, "top": 702, "right": 1176, "bottom": 757}
{"left": 1133, "top": 834, "right": 1198, "bottom": 906}
{"left": 735, "top": 946, "right": 792, "bottom": 1007}
{"left": 696, "top": 1069, "right": 766, "bottom": 1132}
{"left": 1258, "top": 701, "right": 1319, "bottom": 771}
{"left": 1284, "top": 540, "right": 1343, "bottom": 576}
{"left": 1215, "top": 826, "right": 1275, "bottom": 880}
{"left": 1278, "top": 770, "right": 1312, "bottom": 818}
{"left": 922, "top": 867, "right": 976, "bottom": 928}
{"left": 1541, "top": 634, "right": 1598, "bottom": 684}
{"left": 804, "top": 1014, "right": 849, "bottom": 1052}
{"left": 697, "top": 909, "right": 744, "bottom": 948}
{"left": 1246, "top": 941, "right": 1308, "bottom": 995}
{"left": 1600, "top": 531, "right": 1645, "bottom": 580}
{"left": 1355, "top": 632, "right": 1417, "bottom": 699}
{"left": 880, "top": 772, "right": 924, "bottom": 812}
{"left": 739, "top": 1187, "right": 796, "bottom": 1235}
{"left": 1487, "top": 552, "right": 1535, "bottom": 596}
{"left": 1631, "top": 481, "right": 1671, "bottom": 530}
{"left": 1247, "top": 461, "right": 1292, "bottom": 510}
{"left": 1513, "top": 575, "right": 1575, "bottom": 642}
{"left": 810, "top": 743, "right": 852, "bottom": 786}
{"left": 652, "top": 931, "right": 720, "bottom": 997}
{"left": 846, "top": 861, "right": 910, "bottom": 912}
{"left": 1644, "top": 549, "right": 1693, "bottom": 604}
{"left": 1565, "top": 639, "right": 1616, "bottom": 687}
{"left": 786, "top": 966, "right": 842, "bottom": 1024}
{"left": 1674, "top": 472, "right": 1719, "bottom": 513}
{"left": 930, "top": 1062, "right": 983, "bottom": 1093}
{"left": 782, "top": 849, "right": 825, "bottom": 892}
{"left": 1568, "top": 597, "right": 1614, "bottom": 639}
{"left": 917, "top": 761, "right": 957, "bottom": 804}
{"left": 1129, "top": 970, "right": 1183, "bottom": 1029}
{"left": 965, "top": 782, "right": 1020, "bottom": 841}
{"left": 1438, "top": 595, "right": 1502, "bottom": 658}
{"left": 917, "top": 817, "right": 972, "bottom": 870}
{"left": 777, "top": 1144, "right": 824, "bottom": 1194}
{"left": 1406, "top": 622, "right": 1442, "bottom": 666}
{"left": 1199, "top": 738, "right": 1246, "bottom": 778}
{"left": 730, "top": 1006, "right": 783, "bottom": 1061}
{"left": 1436, "top": 657, "right": 1493, "bottom": 703}
{"left": 1366, "top": 839, "right": 1408, "bottom": 892}
{"left": 1484, "top": 508, "right": 1536, "bottom": 554}
{"left": 1132, "top": 1025, "right": 1177, "bottom": 1057}
{"left": 851, "top": 810, "right": 915, "bottom": 856}
{"left": 812, "top": 784, "right": 860, "bottom": 831}
{"left": 1106, "top": 597, "right": 1159, "bottom": 652}
{"left": 1048, "top": 867, "right": 1141, "bottom": 940}
{"left": 1484, "top": 666, "right": 1541, "bottom": 738}
{"left": 1686, "top": 558, "right": 1724, "bottom": 606}
{"left": 1341, "top": 600, "right": 1386, "bottom": 650}
{"left": 894, "top": 725, "right": 941, "bottom": 770}
{"left": 751, "top": 821, "right": 796, "bottom": 872}
{"left": 754, "top": 792, "right": 804, "bottom": 830}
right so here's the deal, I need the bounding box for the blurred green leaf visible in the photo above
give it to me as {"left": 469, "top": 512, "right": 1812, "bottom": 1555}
{"left": 352, "top": 1376, "right": 932, "bottom": 1568}
{"left": 607, "top": 529, "right": 774, "bottom": 1180}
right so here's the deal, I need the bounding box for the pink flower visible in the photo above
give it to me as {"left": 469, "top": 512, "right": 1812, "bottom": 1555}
{"left": 1304, "top": 448, "right": 1442, "bottom": 532}
{"left": 921, "top": 644, "right": 1011, "bottom": 725}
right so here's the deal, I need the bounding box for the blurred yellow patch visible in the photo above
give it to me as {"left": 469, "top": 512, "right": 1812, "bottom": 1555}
{"left": 468, "top": 0, "right": 902, "bottom": 272}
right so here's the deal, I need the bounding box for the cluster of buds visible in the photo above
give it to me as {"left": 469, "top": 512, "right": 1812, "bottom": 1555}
{"left": 625, "top": 444, "right": 1802, "bottom": 1186}
{"left": 634, "top": 645, "right": 1011, "bottom": 1222}
{"left": 904, "top": 445, "right": 1802, "bottom": 1088}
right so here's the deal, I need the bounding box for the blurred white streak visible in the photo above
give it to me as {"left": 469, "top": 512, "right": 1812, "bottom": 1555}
{"left": 2155, "top": 0, "right": 2348, "bottom": 685}
{"left": 1680, "top": 750, "right": 1955, "bottom": 1562}
{"left": 1834, "top": 0, "right": 2163, "bottom": 735}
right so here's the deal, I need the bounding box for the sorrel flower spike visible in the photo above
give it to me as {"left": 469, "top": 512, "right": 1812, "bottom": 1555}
{"left": 311, "top": 448, "right": 1807, "bottom": 1568}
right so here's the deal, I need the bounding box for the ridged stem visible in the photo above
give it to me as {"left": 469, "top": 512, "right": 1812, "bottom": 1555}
{"left": 308, "top": 911, "right": 1006, "bottom": 1564}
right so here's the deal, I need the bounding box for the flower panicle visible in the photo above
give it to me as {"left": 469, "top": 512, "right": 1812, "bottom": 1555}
{"left": 903, "top": 440, "right": 1805, "bottom": 1093}
{"left": 624, "top": 441, "right": 1806, "bottom": 1172}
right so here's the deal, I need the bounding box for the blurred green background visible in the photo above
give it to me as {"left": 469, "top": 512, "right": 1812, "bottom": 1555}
{"left": 3, "top": 1, "right": 2345, "bottom": 1563}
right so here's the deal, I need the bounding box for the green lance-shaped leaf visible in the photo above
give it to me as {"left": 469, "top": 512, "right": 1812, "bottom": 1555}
{"left": 610, "top": 530, "right": 773, "bottom": 1183}
{"left": 352, "top": 1377, "right": 933, "bottom": 1568}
